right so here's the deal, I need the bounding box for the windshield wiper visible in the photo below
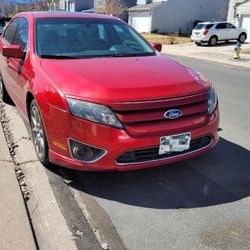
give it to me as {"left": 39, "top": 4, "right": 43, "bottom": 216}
{"left": 111, "top": 53, "right": 153, "bottom": 57}
{"left": 40, "top": 54, "right": 79, "bottom": 59}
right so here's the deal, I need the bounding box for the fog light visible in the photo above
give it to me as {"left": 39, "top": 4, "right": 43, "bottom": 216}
{"left": 69, "top": 139, "right": 107, "bottom": 163}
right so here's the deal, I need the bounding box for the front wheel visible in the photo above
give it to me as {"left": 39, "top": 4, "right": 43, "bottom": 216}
{"left": 0, "top": 77, "right": 11, "bottom": 103}
{"left": 209, "top": 36, "right": 218, "bottom": 46}
{"left": 238, "top": 33, "right": 246, "bottom": 43}
{"left": 30, "top": 100, "right": 49, "bottom": 166}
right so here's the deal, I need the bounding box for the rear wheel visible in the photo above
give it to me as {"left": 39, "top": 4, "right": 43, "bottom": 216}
{"left": 238, "top": 33, "right": 246, "bottom": 43}
{"left": 30, "top": 100, "right": 49, "bottom": 166}
{"left": 209, "top": 36, "right": 218, "bottom": 46}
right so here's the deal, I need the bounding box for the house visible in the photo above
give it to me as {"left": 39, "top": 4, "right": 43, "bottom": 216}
{"left": 128, "top": 0, "right": 229, "bottom": 34}
{"left": 227, "top": 0, "right": 250, "bottom": 41}
{"left": 85, "top": 0, "right": 137, "bottom": 21}
{"left": 59, "top": 0, "right": 94, "bottom": 12}
{"left": 59, "top": 0, "right": 136, "bottom": 18}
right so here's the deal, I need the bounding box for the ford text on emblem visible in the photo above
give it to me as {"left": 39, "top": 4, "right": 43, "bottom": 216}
{"left": 164, "top": 109, "right": 182, "bottom": 119}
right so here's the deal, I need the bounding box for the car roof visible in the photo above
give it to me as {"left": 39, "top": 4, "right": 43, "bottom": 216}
{"left": 197, "top": 21, "right": 228, "bottom": 25}
{"left": 15, "top": 11, "right": 118, "bottom": 20}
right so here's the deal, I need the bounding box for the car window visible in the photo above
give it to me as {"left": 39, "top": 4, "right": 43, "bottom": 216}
{"left": 13, "top": 17, "right": 29, "bottom": 50}
{"left": 226, "top": 23, "right": 236, "bottom": 29}
{"left": 3, "top": 18, "right": 21, "bottom": 43}
{"left": 216, "top": 23, "right": 227, "bottom": 29}
{"left": 194, "top": 24, "right": 214, "bottom": 30}
{"left": 194, "top": 24, "right": 206, "bottom": 30}
{"left": 206, "top": 24, "right": 214, "bottom": 29}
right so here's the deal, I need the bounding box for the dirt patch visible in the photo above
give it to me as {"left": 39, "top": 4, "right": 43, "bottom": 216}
{"left": 242, "top": 49, "right": 250, "bottom": 55}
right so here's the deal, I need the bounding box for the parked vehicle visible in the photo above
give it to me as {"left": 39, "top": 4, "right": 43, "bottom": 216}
{"left": 0, "top": 12, "right": 219, "bottom": 171}
{"left": 191, "top": 21, "right": 247, "bottom": 46}
{"left": 0, "top": 18, "right": 5, "bottom": 35}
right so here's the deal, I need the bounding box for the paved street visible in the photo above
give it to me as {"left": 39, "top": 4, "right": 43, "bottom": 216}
{"left": 1, "top": 56, "right": 250, "bottom": 249}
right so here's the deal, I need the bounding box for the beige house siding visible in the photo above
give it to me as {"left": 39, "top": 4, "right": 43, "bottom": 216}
{"left": 228, "top": 0, "right": 250, "bottom": 26}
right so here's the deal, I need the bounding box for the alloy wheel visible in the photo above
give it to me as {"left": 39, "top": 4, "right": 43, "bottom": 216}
{"left": 239, "top": 34, "right": 246, "bottom": 43}
{"left": 30, "top": 104, "right": 46, "bottom": 160}
{"left": 210, "top": 37, "right": 217, "bottom": 46}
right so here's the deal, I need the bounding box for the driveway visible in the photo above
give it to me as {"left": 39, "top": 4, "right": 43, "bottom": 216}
{"left": 162, "top": 42, "right": 250, "bottom": 68}
{"left": 1, "top": 56, "right": 250, "bottom": 250}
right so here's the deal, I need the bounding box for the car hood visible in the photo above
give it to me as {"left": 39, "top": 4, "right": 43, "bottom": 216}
{"left": 41, "top": 55, "right": 209, "bottom": 104}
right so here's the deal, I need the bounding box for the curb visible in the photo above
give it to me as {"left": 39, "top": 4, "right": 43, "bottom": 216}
{"left": 0, "top": 102, "right": 37, "bottom": 250}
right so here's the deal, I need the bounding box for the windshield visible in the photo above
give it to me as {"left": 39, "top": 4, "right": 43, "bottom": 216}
{"left": 35, "top": 17, "right": 155, "bottom": 59}
{"left": 194, "top": 24, "right": 213, "bottom": 30}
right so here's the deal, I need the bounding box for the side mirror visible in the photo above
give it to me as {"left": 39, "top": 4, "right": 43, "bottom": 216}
{"left": 152, "top": 42, "right": 162, "bottom": 52}
{"left": 2, "top": 44, "right": 26, "bottom": 59}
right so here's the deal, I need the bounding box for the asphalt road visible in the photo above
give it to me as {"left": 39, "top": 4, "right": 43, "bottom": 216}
{"left": 2, "top": 56, "right": 250, "bottom": 250}
{"left": 68, "top": 56, "right": 250, "bottom": 250}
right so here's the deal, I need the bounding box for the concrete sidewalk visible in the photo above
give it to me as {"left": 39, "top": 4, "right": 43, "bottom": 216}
{"left": 0, "top": 117, "right": 36, "bottom": 249}
{"left": 162, "top": 42, "right": 250, "bottom": 68}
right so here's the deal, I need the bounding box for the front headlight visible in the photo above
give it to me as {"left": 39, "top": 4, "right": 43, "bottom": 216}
{"left": 67, "top": 98, "right": 123, "bottom": 129}
{"left": 207, "top": 87, "right": 218, "bottom": 114}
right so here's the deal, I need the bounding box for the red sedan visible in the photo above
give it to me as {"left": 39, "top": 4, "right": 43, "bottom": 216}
{"left": 0, "top": 12, "right": 219, "bottom": 171}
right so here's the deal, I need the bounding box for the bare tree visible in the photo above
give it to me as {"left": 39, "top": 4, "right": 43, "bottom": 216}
{"left": 0, "top": 0, "right": 16, "bottom": 16}
{"left": 27, "top": 0, "right": 58, "bottom": 11}
{"left": 105, "top": 0, "right": 126, "bottom": 18}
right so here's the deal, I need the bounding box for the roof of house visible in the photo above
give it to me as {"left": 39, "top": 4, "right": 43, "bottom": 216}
{"left": 82, "top": 7, "right": 105, "bottom": 14}
{"left": 128, "top": 2, "right": 166, "bottom": 11}
{"left": 235, "top": 0, "right": 250, "bottom": 7}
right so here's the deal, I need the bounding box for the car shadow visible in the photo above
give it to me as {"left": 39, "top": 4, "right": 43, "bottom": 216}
{"left": 201, "top": 41, "right": 238, "bottom": 47}
{"left": 59, "top": 137, "right": 250, "bottom": 209}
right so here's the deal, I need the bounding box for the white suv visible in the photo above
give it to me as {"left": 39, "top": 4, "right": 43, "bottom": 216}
{"left": 191, "top": 21, "right": 247, "bottom": 46}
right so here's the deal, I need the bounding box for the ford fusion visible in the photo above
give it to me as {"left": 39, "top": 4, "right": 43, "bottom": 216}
{"left": 0, "top": 12, "right": 219, "bottom": 171}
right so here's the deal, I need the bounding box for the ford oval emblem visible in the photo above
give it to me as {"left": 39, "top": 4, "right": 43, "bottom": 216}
{"left": 164, "top": 109, "right": 182, "bottom": 119}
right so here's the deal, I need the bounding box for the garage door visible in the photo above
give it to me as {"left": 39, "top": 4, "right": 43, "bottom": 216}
{"left": 131, "top": 17, "right": 151, "bottom": 33}
{"left": 242, "top": 16, "right": 250, "bottom": 42}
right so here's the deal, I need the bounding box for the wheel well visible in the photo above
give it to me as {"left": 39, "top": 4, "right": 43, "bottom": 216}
{"left": 26, "top": 92, "right": 34, "bottom": 121}
{"left": 210, "top": 35, "right": 218, "bottom": 40}
{"left": 239, "top": 32, "right": 247, "bottom": 38}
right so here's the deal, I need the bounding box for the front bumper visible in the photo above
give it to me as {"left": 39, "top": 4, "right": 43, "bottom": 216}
{"left": 46, "top": 104, "right": 219, "bottom": 171}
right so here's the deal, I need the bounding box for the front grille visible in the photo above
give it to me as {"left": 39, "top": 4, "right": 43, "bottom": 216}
{"left": 112, "top": 92, "right": 209, "bottom": 137}
{"left": 114, "top": 92, "right": 208, "bottom": 125}
{"left": 116, "top": 135, "right": 212, "bottom": 165}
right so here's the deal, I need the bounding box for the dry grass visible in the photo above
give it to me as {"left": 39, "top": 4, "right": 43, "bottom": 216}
{"left": 141, "top": 33, "right": 191, "bottom": 45}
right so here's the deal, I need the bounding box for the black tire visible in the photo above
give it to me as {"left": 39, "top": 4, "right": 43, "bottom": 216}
{"left": 30, "top": 99, "right": 50, "bottom": 166}
{"left": 195, "top": 42, "right": 202, "bottom": 46}
{"left": 238, "top": 33, "right": 246, "bottom": 44}
{"left": 209, "top": 36, "right": 218, "bottom": 46}
{"left": 0, "top": 76, "right": 11, "bottom": 103}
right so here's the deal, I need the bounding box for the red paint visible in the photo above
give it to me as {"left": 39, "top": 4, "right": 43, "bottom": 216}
{"left": 2, "top": 45, "right": 26, "bottom": 58}
{"left": 0, "top": 12, "right": 219, "bottom": 171}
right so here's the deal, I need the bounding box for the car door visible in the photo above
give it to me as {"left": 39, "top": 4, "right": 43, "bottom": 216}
{"left": 226, "top": 23, "right": 238, "bottom": 39}
{"left": 215, "top": 23, "right": 228, "bottom": 40}
{"left": 0, "top": 17, "right": 21, "bottom": 99}
{"left": 10, "top": 17, "right": 30, "bottom": 114}
{"left": 2, "top": 17, "right": 29, "bottom": 115}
